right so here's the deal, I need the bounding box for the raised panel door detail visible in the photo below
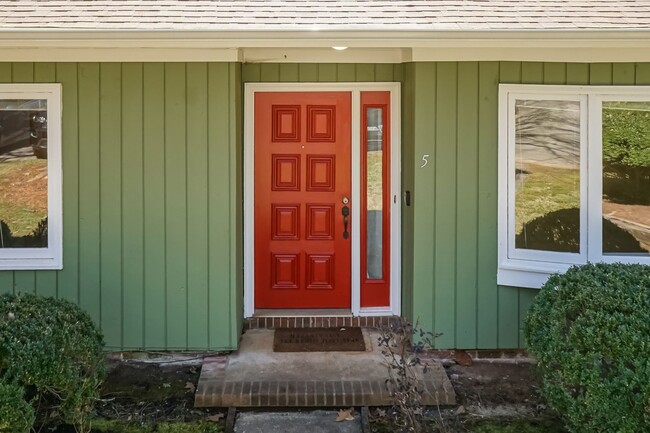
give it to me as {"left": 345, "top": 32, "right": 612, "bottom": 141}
{"left": 272, "top": 204, "right": 300, "bottom": 240}
{"left": 306, "top": 155, "right": 335, "bottom": 191}
{"left": 271, "top": 253, "right": 300, "bottom": 290}
{"left": 272, "top": 154, "right": 300, "bottom": 191}
{"left": 306, "top": 254, "right": 335, "bottom": 290}
{"left": 306, "top": 204, "right": 334, "bottom": 240}
{"left": 272, "top": 105, "right": 300, "bottom": 142}
{"left": 307, "top": 105, "right": 336, "bottom": 142}
{"left": 255, "top": 91, "right": 351, "bottom": 308}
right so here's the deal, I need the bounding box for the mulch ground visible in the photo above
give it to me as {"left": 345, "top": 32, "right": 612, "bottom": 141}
{"left": 43, "top": 354, "right": 564, "bottom": 432}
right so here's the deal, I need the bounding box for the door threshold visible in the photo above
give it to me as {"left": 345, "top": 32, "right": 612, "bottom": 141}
{"left": 253, "top": 308, "right": 353, "bottom": 318}
{"left": 245, "top": 311, "right": 398, "bottom": 330}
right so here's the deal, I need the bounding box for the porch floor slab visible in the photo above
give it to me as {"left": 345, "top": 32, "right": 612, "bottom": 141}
{"left": 195, "top": 328, "right": 456, "bottom": 408}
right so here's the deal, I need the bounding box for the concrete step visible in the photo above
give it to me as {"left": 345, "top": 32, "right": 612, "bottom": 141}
{"left": 233, "top": 410, "right": 363, "bottom": 433}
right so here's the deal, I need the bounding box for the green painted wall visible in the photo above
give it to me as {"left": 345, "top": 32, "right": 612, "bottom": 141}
{"left": 0, "top": 62, "right": 243, "bottom": 351}
{"left": 2, "top": 61, "right": 648, "bottom": 351}
{"left": 410, "top": 61, "right": 650, "bottom": 349}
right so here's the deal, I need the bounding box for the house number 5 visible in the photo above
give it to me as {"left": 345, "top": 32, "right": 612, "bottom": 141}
{"left": 421, "top": 154, "right": 430, "bottom": 168}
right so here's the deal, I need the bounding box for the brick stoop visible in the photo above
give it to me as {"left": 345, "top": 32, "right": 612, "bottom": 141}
{"left": 194, "top": 356, "right": 455, "bottom": 408}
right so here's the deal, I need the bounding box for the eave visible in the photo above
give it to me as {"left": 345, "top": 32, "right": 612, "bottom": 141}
{"left": 0, "top": 29, "right": 649, "bottom": 63}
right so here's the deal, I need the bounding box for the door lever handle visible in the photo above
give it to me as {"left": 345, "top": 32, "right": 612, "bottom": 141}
{"left": 342, "top": 205, "right": 350, "bottom": 239}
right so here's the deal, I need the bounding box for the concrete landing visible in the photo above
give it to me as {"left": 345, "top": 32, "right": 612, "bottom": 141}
{"left": 195, "top": 328, "right": 456, "bottom": 408}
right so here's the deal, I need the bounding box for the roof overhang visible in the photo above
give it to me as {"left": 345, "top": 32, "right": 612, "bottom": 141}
{"left": 0, "top": 29, "right": 650, "bottom": 63}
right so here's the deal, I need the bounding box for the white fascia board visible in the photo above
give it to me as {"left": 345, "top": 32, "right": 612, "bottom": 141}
{"left": 1, "top": 29, "right": 650, "bottom": 62}
{"left": 0, "top": 47, "right": 241, "bottom": 62}
{"left": 411, "top": 47, "right": 650, "bottom": 63}
{"left": 2, "top": 29, "right": 650, "bottom": 48}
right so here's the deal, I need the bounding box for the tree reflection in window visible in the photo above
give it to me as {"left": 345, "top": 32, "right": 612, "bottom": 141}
{"left": 602, "top": 102, "right": 650, "bottom": 254}
{"left": 514, "top": 100, "right": 581, "bottom": 253}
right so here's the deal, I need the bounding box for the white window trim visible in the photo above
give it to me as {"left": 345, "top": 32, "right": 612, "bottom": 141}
{"left": 498, "top": 84, "right": 650, "bottom": 289}
{"left": 0, "top": 84, "right": 62, "bottom": 270}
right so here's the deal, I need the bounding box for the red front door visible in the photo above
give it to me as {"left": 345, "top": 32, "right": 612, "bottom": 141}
{"left": 254, "top": 92, "right": 352, "bottom": 308}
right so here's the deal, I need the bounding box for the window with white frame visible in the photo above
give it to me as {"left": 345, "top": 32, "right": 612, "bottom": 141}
{"left": 0, "top": 84, "right": 62, "bottom": 270}
{"left": 498, "top": 85, "right": 650, "bottom": 288}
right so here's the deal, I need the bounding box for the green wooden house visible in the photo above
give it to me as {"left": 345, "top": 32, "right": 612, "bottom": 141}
{"left": 0, "top": 1, "right": 649, "bottom": 351}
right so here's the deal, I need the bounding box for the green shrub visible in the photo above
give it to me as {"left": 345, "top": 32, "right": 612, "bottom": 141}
{"left": 0, "top": 381, "right": 34, "bottom": 433}
{"left": 0, "top": 293, "right": 106, "bottom": 430}
{"left": 524, "top": 263, "right": 650, "bottom": 433}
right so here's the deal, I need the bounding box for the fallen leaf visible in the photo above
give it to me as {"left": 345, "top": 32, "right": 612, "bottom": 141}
{"left": 453, "top": 350, "right": 473, "bottom": 367}
{"left": 207, "top": 413, "right": 225, "bottom": 422}
{"left": 185, "top": 382, "right": 196, "bottom": 392}
{"left": 335, "top": 408, "right": 355, "bottom": 422}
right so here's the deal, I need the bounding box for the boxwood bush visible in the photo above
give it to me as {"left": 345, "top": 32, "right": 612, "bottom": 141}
{"left": 0, "top": 293, "right": 105, "bottom": 431}
{"left": 0, "top": 382, "right": 34, "bottom": 433}
{"left": 524, "top": 263, "right": 650, "bottom": 433}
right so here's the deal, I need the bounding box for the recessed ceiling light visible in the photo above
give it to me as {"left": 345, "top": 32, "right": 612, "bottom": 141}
{"left": 332, "top": 46, "right": 348, "bottom": 51}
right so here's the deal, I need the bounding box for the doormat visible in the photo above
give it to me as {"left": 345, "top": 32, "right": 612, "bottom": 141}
{"left": 273, "top": 327, "right": 365, "bottom": 352}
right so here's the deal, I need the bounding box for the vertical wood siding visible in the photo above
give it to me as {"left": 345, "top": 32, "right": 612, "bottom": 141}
{"left": 1, "top": 61, "right": 647, "bottom": 351}
{"left": 410, "top": 62, "right": 650, "bottom": 349}
{"left": 0, "top": 62, "right": 242, "bottom": 351}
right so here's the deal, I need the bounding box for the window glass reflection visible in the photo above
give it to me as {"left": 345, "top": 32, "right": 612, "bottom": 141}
{"left": 366, "top": 107, "right": 383, "bottom": 279}
{"left": 0, "top": 99, "right": 48, "bottom": 248}
{"left": 602, "top": 101, "right": 650, "bottom": 255}
{"left": 514, "top": 100, "right": 581, "bottom": 253}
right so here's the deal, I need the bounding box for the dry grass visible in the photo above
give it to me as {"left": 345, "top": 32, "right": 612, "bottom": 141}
{"left": 515, "top": 162, "right": 580, "bottom": 233}
{"left": 367, "top": 150, "right": 383, "bottom": 211}
{"left": 0, "top": 158, "right": 48, "bottom": 236}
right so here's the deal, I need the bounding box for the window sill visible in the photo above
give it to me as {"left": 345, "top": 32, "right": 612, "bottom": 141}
{"left": 497, "top": 258, "right": 572, "bottom": 289}
{"left": 0, "top": 257, "right": 62, "bottom": 271}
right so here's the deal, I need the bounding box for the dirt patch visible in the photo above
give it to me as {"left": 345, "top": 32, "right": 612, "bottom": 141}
{"left": 446, "top": 362, "right": 542, "bottom": 408}
{"left": 43, "top": 357, "right": 226, "bottom": 433}
{"left": 436, "top": 362, "right": 565, "bottom": 433}
{"left": 95, "top": 358, "right": 223, "bottom": 425}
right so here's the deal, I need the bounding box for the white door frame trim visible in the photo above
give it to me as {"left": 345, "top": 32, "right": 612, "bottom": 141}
{"left": 243, "top": 82, "right": 401, "bottom": 318}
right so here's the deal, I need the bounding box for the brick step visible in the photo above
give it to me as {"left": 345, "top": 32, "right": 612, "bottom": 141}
{"left": 195, "top": 377, "right": 454, "bottom": 408}
{"left": 244, "top": 315, "right": 398, "bottom": 330}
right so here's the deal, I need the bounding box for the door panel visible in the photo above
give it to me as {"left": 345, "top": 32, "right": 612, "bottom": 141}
{"left": 254, "top": 92, "right": 351, "bottom": 308}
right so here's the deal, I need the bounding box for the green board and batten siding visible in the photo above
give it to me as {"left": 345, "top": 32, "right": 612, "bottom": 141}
{"left": 1, "top": 61, "right": 649, "bottom": 350}
{"left": 409, "top": 61, "right": 650, "bottom": 349}
{"left": 0, "top": 62, "right": 243, "bottom": 351}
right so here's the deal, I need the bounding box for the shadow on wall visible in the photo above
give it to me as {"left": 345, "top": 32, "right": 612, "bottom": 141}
{"left": 515, "top": 207, "right": 646, "bottom": 253}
